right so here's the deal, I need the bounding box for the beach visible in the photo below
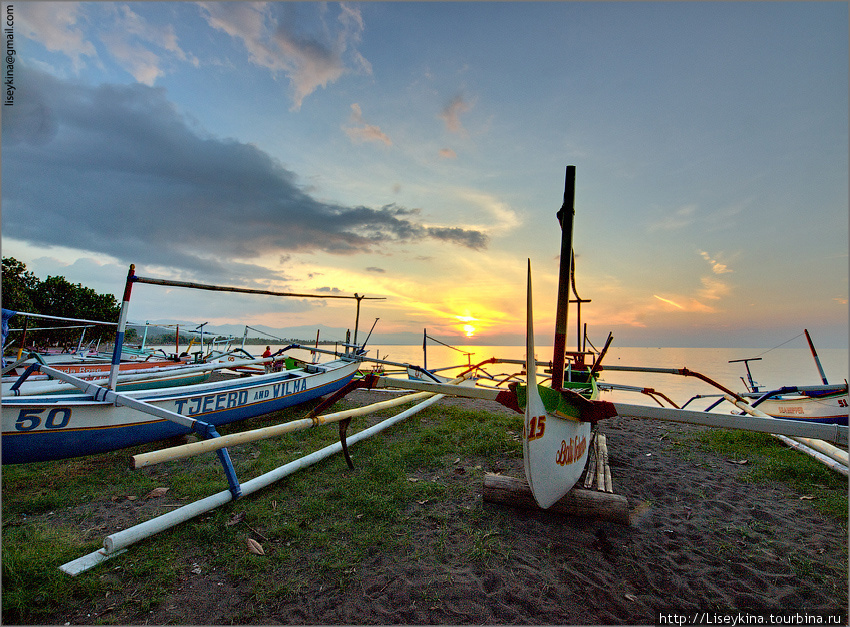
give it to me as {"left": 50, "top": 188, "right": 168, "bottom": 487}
{"left": 31, "top": 389, "right": 847, "bottom": 625}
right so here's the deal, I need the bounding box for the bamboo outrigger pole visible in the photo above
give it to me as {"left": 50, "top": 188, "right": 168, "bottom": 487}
{"left": 130, "top": 377, "right": 470, "bottom": 468}
{"left": 552, "top": 165, "right": 576, "bottom": 390}
{"left": 60, "top": 391, "right": 448, "bottom": 576}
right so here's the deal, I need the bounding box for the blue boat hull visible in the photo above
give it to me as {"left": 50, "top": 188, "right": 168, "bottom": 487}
{"left": 2, "top": 361, "right": 359, "bottom": 464}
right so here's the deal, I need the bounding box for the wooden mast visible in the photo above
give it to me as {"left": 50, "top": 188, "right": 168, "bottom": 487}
{"left": 804, "top": 329, "right": 829, "bottom": 385}
{"left": 552, "top": 165, "right": 576, "bottom": 390}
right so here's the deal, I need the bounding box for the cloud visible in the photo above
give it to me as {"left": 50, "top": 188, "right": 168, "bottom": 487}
{"left": 699, "top": 250, "right": 733, "bottom": 274}
{"left": 648, "top": 204, "right": 697, "bottom": 232}
{"left": 2, "top": 68, "right": 489, "bottom": 283}
{"left": 653, "top": 294, "right": 715, "bottom": 313}
{"left": 653, "top": 294, "right": 685, "bottom": 310}
{"left": 439, "top": 94, "right": 473, "bottom": 135}
{"left": 17, "top": 3, "right": 197, "bottom": 85}
{"left": 439, "top": 148, "right": 457, "bottom": 159}
{"left": 197, "top": 2, "right": 370, "bottom": 110}
{"left": 17, "top": 2, "right": 97, "bottom": 71}
{"left": 343, "top": 103, "right": 392, "bottom": 146}
{"left": 98, "top": 5, "right": 196, "bottom": 86}
{"left": 365, "top": 267, "right": 386, "bottom": 273}
{"left": 456, "top": 189, "right": 522, "bottom": 235}
{"left": 697, "top": 276, "right": 731, "bottom": 301}
{"left": 648, "top": 250, "right": 734, "bottom": 315}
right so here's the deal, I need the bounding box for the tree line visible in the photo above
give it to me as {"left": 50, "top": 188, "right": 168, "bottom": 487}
{"left": 2, "top": 257, "right": 120, "bottom": 350}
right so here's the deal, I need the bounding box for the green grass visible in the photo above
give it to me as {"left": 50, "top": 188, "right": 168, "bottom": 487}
{"left": 1, "top": 398, "right": 523, "bottom": 624}
{"left": 686, "top": 428, "right": 848, "bottom": 521}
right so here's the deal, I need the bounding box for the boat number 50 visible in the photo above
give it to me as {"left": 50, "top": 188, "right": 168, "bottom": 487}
{"left": 15, "top": 408, "right": 72, "bottom": 431}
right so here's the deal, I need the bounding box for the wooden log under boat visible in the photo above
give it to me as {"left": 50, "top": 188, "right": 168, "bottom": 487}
{"left": 482, "top": 473, "right": 629, "bottom": 525}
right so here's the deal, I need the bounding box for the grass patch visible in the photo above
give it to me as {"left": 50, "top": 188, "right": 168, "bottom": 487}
{"left": 688, "top": 429, "right": 848, "bottom": 521}
{"left": 1, "top": 397, "right": 523, "bottom": 624}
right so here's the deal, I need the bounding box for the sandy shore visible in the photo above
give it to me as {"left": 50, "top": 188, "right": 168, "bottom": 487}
{"left": 288, "top": 391, "right": 847, "bottom": 624}
{"left": 38, "top": 390, "right": 848, "bottom": 624}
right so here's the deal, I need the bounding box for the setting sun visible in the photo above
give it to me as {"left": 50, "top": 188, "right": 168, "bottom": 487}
{"left": 456, "top": 314, "right": 478, "bottom": 338}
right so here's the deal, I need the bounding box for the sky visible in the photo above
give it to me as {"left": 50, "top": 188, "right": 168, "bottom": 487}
{"left": 2, "top": 1, "right": 848, "bottom": 349}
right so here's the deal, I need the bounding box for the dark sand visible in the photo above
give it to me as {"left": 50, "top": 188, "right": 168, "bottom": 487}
{"left": 41, "top": 391, "right": 849, "bottom": 624}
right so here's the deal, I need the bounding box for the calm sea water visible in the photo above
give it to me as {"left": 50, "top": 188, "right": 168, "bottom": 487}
{"left": 157, "top": 341, "right": 848, "bottom": 411}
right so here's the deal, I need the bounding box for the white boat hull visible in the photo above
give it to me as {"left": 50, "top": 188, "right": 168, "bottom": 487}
{"left": 523, "top": 261, "right": 593, "bottom": 509}
{"left": 754, "top": 391, "right": 848, "bottom": 425}
{"left": 523, "top": 383, "right": 592, "bottom": 509}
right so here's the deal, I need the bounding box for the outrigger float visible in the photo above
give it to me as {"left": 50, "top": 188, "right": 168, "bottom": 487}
{"left": 55, "top": 166, "right": 848, "bottom": 575}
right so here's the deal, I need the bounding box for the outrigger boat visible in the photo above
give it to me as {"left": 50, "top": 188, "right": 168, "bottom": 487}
{"left": 664, "top": 330, "right": 849, "bottom": 426}
{"left": 323, "top": 167, "right": 848, "bottom": 506}
{"left": 744, "top": 386, "right": 848, "bottom": 425}
{"left": 1, "top": 358, "right": 358, "bottom": 464}
{"left": 291, "top": 167, "right": 849, "bottom": 506}
{"left": 729, "top": 330, "right": 847, "bottom": 426}
{"left": 1, "top": 267, "right": 380, "bottom": 464}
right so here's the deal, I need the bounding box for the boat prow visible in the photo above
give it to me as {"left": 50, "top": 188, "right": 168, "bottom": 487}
{"left": 523, "top": 262, "right": 592, "bottom": 509}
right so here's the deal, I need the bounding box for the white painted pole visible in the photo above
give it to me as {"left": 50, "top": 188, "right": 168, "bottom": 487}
{"left": 611, "top": 400, "right": 848, "bottom": 446}
{"left": 371, "top": 375, "right": 501, "bottom": 400}
{"left": 774, "top": 435, "right": 848, "bottom": 476}
{"left": 60, "top": 393, "right": 445, "bottom": 576}
{"left": 785, "top": 436, "right": 848, "bottom": 466}
{"left": 108, "top": 266, "right": 137, "bottom": 391}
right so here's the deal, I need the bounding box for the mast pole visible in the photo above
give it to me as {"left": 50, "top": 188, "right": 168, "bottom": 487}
{"left": 552, "top": 165, "right": 576, "bottom": 390}
{"left": 108, "top": 265, "right": 137, "bottom": 390}
{"left": 353, "top": 294, "right": 362, "bottom": 346}
{"left": 804, "top": 329, "right": 829, "bottom": 385}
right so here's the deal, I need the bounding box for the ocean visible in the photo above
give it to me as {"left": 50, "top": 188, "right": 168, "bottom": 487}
{"left": 161, "top": 341, "right": 848, "bottom": 412}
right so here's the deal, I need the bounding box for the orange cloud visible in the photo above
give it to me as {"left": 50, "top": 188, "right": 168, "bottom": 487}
{"left": 344, "top": 103, "right": 392, "bottom": 145}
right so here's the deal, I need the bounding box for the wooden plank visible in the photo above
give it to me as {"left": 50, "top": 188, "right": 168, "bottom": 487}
{"left": 598, "top": 433, "right": 613, "bottom": 493}
{"left": 595, "top": 434, "right": 605, "bottom": 491}
{"left": 482, "top": 473, "right": 629, "bottom": 525}
{"left": 583, "top": 432, "right": 597, "bottom": 489}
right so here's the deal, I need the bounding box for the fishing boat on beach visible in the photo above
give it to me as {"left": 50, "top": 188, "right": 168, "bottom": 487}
{"left": 668, "top": 329, "right": 849, "bottom": 426}
{"left": 1, "top": 267, "right": 379, "bottom": 464}
{"left": 731, "top": 330, "right": 848, "bottom": 426}
{"left": 326, "top": 167, "right": 848, "bottom": 505}
{"left": 1, "top": 358, "right": 359, "bottom": 464}
{"left": 743, "top": 386, "right": 848, "bottom": 425}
